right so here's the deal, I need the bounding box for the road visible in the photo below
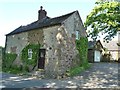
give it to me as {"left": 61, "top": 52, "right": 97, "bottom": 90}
{"left": 1, "top": 62, "right": 120, "bottom": 89}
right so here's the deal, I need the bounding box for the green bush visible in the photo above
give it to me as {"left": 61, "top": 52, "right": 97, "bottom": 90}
{"left": 3, "top": 53, "right": 17, "bottom": 68}
{"left": 2, "top": 53, "right": 22, "bottom": 74}
{"left": 3, "top": 67, "right": 23, "bottom": 74}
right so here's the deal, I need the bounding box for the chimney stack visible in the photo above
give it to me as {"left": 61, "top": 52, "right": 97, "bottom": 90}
{"left": 38, "top": 6, "right": 47, "bottom": 20}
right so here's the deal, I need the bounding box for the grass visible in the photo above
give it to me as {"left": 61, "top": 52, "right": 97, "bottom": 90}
{"left": 3, "top": 68, "right": 21, "bottom": 74}
{"left": 2, "top": 67, "right": 28, "bottom": 76}
{"left": 68, "top": 63, "right": 92, "bottom": 77}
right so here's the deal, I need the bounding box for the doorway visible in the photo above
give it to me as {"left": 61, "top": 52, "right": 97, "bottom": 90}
{"left": 38, "top": 49, "right": 46, "bottom": 69}
{"left": 94, "top": 50, "right": 101, "bottom": 62}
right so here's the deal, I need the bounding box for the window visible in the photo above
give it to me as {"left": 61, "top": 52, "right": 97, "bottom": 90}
{"left": 76, "top": 30, "right": 80, "bottom": 40}
{"left": 28, "top": 49, "right": 33, "bottom": 59}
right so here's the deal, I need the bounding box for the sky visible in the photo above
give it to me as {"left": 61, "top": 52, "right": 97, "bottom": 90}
{"left": 0, "top": 0, "right": 97, "bottom": 47}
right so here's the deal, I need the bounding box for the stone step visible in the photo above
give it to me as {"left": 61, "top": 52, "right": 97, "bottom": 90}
{"left": 32, "top": 69, "right": 45, "bottom": 78}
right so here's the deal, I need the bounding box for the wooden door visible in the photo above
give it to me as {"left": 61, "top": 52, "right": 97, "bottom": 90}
{"left": 38, "top": 49, "right": 46, "bottom": 69}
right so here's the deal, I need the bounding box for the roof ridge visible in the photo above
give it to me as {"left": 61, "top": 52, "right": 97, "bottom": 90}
{"left": 6, "top": 10, "right": 78, "bottom": 36}
{"left": 51, "top": 10, "right": 77, "bottom": 20}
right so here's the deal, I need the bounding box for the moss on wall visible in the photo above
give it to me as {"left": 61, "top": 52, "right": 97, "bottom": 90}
{"left": 21, "top": 44, "right": 40, "bottom": 71}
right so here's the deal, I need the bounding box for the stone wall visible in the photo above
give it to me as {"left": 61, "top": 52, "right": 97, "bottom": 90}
{"left": 56, "top": 13, "right": 81, "bottom": 75}
{"left": 28, "top": 29, "right": 44, "bottom": 45}
{"left": 43, "top": 25, "right": 60, "bottom": 78}
{"left": 5, "top": 28, "right": 44, "bottom": 69}
{"left": 5, "top": 32, "right": 28, "bottom": 65}
{"left": 56, "top": 24, "right": 78, "bottom": 77}
{"left": 42, "top": 12, "right": 86, "bottom": 78}
{"left": 72, "top": 12, "right": 87, "bottom": 37}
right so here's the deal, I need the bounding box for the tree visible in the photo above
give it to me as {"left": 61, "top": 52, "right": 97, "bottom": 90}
{"left": 85, "top": 1, "right": 120, "bottom": 41}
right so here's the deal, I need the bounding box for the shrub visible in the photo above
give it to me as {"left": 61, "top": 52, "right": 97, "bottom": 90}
{"left": 3, "top": 53, "right": 17, "bottom": 68}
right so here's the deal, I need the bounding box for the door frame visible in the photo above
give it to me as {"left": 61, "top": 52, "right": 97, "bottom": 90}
{"left": 94, "top": 50, "right": 101, "bottom": 62}
{"left": 38, "top": 48, "right": 46, "bottom": 69}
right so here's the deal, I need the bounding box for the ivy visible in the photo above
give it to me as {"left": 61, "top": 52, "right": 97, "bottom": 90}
{"left": 21, "top": 44, "right": 40, "bottom": 68}
{"left": 76, "top": 37, "right": 88, "bottom": 66}
{"left": 2, "top": 44, "right": 40, "bottom": 74}
{"left": 68, "top": 37, "right": 89, "bottom": 77}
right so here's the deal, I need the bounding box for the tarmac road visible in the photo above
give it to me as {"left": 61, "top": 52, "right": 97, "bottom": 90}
{"left": 1, "top": 62, "right": 120, "bottom": 89}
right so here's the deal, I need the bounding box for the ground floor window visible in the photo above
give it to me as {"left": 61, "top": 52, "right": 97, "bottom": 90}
{"left": 28, "top": 49, "right": 33, "bottom": 59}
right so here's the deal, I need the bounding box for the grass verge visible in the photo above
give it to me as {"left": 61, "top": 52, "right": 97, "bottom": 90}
{"left": 68, "top": 63, "right": 92, "bottom": 77}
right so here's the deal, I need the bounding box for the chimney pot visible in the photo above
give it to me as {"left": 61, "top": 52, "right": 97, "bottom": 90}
{"left": 40, "top": 6, "right": 43, "bottom": 10}
{"left": 38, "top": 6, "right": 47, "bottom": 20}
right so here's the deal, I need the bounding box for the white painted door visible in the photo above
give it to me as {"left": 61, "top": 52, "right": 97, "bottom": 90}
{"left": 94, "top": 50, "right": 101, "bottom": 62}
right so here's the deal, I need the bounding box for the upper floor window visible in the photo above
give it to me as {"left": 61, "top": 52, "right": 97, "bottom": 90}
{"left": 28, "top": 49, "right": 33, "bottom": 59}
{"left": 76, "top": 30, "right": 80, "bottom": 40}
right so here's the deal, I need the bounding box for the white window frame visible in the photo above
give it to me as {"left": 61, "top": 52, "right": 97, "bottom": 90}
{"left": 76, "top": 30, "right": 80, "bottom": 40}
{"left": 28, "top": 49, "right": 33, "bottom": 59}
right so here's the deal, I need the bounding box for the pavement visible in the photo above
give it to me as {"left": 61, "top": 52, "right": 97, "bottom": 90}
{"left": 0, "top": 62, "right": 120, "bottom": 89}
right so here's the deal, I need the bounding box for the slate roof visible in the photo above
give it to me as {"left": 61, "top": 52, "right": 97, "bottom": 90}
{"left": 88, "top": 40, "right": 103, "bottom": 49}
{"left": 6, "top": 11, "right": 77, "bottom": 36}
{"left": 88, "top": 41, "right": 96, "bottom": 49}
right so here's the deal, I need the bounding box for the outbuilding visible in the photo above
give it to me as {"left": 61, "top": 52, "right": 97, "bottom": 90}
{"left": 88, "top": 40, "right": 104, "bottom": 63}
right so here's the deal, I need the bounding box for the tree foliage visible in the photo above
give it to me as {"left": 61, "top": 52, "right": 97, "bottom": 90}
{"left": 85, "top": 1, "right": 120, "bottom": 41}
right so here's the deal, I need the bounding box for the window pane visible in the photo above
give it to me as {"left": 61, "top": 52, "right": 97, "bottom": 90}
{"left": 28, "top": 49, "right": 32, "bottom": 53}
{"left": 76, "top": 31, "right": 79, "bottom": 39}
{"left": 28, "top": 49, "right": 32, "bottom": 59}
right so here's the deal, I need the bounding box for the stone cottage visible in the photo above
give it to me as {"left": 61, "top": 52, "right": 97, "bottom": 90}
{"left": 5, "top": 6, "right": 86, "bottom": 78}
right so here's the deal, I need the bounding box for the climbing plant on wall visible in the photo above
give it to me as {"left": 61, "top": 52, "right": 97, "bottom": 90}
{"left": 21, "top": 44, "right": 40, "bottom": 71}
{"left": 76, "top": 37, "right": 88, "bottom": 66}
{"left": 68, "top": 37, "right": 89, "bottom": 76}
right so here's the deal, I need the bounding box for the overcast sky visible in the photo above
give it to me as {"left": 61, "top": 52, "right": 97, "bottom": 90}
{"left": 0, "top": 0, "right": 96, "bottom": 47}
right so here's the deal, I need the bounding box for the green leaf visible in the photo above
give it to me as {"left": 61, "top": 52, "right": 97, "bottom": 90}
{"left": 85, "top": 2, "right": 120, "bottom": 41}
